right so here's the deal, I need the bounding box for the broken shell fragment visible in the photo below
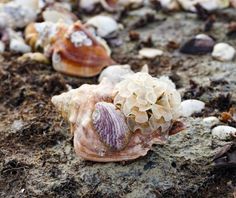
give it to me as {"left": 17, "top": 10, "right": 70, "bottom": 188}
{"left": 180, "top": 34, "right": 215, "bottom": 55}
{"left": 52, "top": 21, "right": 115, "bottom": 77}
{"left": 212, "top": 125, "right": 236, "bottom": 140}
{"left": 139, "top": 48, "right": 163, "bottom": 59}
{"left": 85, "top": 15, "right": 120, "bottom": 38}
{"left": 52, "top": 71, "right": 184, "bottom": 162}
{"left": 212, "top": 43, "right": 235, "bottom": 61}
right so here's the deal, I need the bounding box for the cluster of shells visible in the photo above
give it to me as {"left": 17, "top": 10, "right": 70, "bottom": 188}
{"left": 1, "top": 0, "right": 236, "bottom": 162}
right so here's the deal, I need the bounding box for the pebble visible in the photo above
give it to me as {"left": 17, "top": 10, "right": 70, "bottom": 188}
{"left": 180, "top": 99, "right": 205, "bottom": 117}
{"left": 139, "top": 48, "right": 163, "bottom": 59}
{"left": 212, "top": 125, "right": 236, "bottom": 140}
{"left": 212, "top": 43, "right": 235, "bottom": 61}
{"left": 10, "top": 39, "right": 31, "bottom": 53}
{"left": 203, "top": 116, "right": 220, "bottom": 126}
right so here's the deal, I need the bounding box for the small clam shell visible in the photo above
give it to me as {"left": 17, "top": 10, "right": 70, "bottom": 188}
{"left": 92, "top": 102, "right": 130, "bottom": 150}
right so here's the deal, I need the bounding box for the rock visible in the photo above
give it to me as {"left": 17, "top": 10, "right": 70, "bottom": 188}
{"left": 212, "top": 43, "right": 235, "bottom": 61}
{"left": 203, "top": 116, "right": 220, "bottom": 126}
{"left": 139, "top": 48, "right": 163, "bottom": 59}
{"left": 212, "top": 125, "right": 236, "bottom": 140}
{"left": 180, "top": 99, "right": 205, "bottom": 117}
{"left": 17, "top": 52, "right": 49, "bottom": 64}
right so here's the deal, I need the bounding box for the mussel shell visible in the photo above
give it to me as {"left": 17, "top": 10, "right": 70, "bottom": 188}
{"left": 92, "top": 102, "right": 130, "bottom": 150}
{"left": 180, "top": 36, "right": 215, "bottom": 55}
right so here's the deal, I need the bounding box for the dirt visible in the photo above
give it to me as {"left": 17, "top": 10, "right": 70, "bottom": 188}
{"left": 0, "top": 6, "right": 236, "bottom": 198}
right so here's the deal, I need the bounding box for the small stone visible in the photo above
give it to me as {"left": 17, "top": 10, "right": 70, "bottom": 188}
{"left": 180, "top": 99, "right": 205, "bottom": 117}
{"left": 10, "top": 39, "right": 31, "bottom": 53}
{"left": 203, "top": 116, "right": 220, "bottom": 126}
{"left": 212, "top": 43, "right": 235, "bottom": 61}
{"left": 212, "top": 125, "right": 236, "bottom": 140}
{"left": 139, "top": 48, "right": 163, "bottom": 59}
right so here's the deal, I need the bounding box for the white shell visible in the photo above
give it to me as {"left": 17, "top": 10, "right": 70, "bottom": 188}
{"left": 212, "top": 43, "right": 235, "bottom": 61}
{"left": 8, "top": 29, "right": 31, "bottom": 53}
{"left": 139, "top": 48, "right": 163, "bottom": 59}
{"left": 98, "top": 64, "right": 134, "bottom": 85}
{"left": 203, "top": 116, "right": 220, "bottom": 126}
{"left": 212, "top": 125, "right": 236, "bottom": 140}
{"left": 159, "top": 0, "right": 180, "bottom": 10}
{"left": 86, "top": 15, "right": 119, "bottom": 38}
{"left": 177, "top": 0, "right": 230, "bottom": 12}
{"left": 180, "top": 99, "right": 205, "bottom": 117}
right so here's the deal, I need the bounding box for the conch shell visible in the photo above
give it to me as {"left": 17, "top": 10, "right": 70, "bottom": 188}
{"left": 52, "top": 21, "right": 115, "bottom": 77}
{"left": 52, "top": 68, "right": 184, "bottom": 162}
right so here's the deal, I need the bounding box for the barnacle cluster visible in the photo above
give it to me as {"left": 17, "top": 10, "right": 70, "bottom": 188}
{"left": 113, "top": 73, "right": 181, "bottom": 133}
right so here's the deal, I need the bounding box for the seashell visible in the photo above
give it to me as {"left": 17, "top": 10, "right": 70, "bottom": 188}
{"left": 92, "top": 102, "right": 130, "bottom": 150}
{"left": 158, "top": 0, "right": 181, "bottom": 10}
{"left": 8, "top": 29, "right": 31, "bottom": 53}
{"left": 180, "top": 99, "right": 205, "bottom": 117}
{"left": 0, "top": 0, "right": 39, "bottom": 28}
{"left": 98, "top": 64, "right": 134, "bottom": 85}
{"left": 85, "top": 15, "right": 120, "bottom": 38}
{"left": 25, "top": 22, "right": 68, "bottom": 53}
{"left": 17, "top": 52, "right": 49, "bottom": 64}
{"left": 79, "top": 0, "right": 143, "bottom": 12}
{"left": 180, "top": 34, "right": 215, "bottom": 55}
{"left": 42, "top": 4, "right": 77, "bottom": 24}
{"left": 52, "top": 21, "right": 115, "bottom": 77}
{"left": 52, "top": 75, "right": 184, "bottom": 162}
{"left": 212, "top": 43, "right": 235, "bottom": 61}
{"left": 212, "top": 125, "right": 236, "bottom": 140}
{"left": 139, "top": 48, "right": 163, "bottom": 59}
{"left": 177, "top": 0, "right": 230, "bottom": 12}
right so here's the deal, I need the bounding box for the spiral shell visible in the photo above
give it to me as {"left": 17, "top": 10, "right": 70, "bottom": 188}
{"left": 92, "top": 102, "right": 130, "bottom": 150}
{"left": 52, "top": 76, "right": 184, "bottom": 162}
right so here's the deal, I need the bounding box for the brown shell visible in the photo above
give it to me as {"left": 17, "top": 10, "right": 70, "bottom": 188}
{"left": 52, "top": 79, "right": 184, "bottom": 162}
{"left": 52, "top": 21, "right": 115, "bottom": 77}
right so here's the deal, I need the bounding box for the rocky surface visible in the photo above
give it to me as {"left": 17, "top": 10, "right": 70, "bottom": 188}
{"left": 0, "top": 7, "right": 236, "bottom": 198}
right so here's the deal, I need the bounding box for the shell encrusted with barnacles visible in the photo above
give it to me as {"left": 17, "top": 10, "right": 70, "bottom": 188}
{"left": 52, "top": 67, "right": 184, "bottom": 162}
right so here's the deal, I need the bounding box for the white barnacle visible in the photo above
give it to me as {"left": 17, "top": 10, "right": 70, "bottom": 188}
{"left": 113, "top": 72, "right": 181, "bottom": 133}
{"left": 69, "top": 31, "right": 92, "bottom": 48}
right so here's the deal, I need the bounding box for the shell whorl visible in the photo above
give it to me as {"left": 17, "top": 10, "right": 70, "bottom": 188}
{"left": 92, "top": 102, "right": 130, "bottom": 151}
